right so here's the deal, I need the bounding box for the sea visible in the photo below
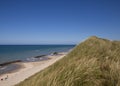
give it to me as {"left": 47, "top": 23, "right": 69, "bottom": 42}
{"left": 0, "top": 45, "right": 75, "bottom": 64}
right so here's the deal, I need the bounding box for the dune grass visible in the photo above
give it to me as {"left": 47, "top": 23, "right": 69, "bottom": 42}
{"left": 16, "top": 36, "right": 120, "bottom": 86}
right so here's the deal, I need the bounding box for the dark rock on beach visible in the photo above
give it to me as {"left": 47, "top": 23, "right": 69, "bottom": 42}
{"left": 34, "top": 55, "right": 46, "bottom": 58}
{"left": 0, "top": 60, "right": 22, "bottom": 66}
{"left": 52, "top": 52, "right": 58, "bottom": 55}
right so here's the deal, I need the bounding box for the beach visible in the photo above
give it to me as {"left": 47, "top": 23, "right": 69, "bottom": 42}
{"left": 0, "top": 52, "right": 67, "bottom": 86}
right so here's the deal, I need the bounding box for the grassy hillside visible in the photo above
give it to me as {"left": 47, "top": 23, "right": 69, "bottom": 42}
{"left": 16, "top": 36, "right": 120, "bottom": 86}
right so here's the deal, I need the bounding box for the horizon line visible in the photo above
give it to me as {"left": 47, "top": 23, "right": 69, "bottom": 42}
{"left": 0, "top": 44, "right": 76, "bottom": 45}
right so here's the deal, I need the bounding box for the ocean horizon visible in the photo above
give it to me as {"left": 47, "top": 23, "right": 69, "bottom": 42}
{"left": 0, "top": 45, "right": 75, "bottom": 64}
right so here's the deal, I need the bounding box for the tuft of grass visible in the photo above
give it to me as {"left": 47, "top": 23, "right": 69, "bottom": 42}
{"left": 16, "top": 36, "right": 120, "bottom": 86}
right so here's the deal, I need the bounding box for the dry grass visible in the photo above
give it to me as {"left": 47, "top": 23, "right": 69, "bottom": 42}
{"left": 16, "top": 36, "right": 120, "bottom": 86}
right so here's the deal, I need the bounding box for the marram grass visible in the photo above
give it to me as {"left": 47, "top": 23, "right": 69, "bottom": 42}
{"left": 16, "top": 36, "right": 120, "bottom": 86}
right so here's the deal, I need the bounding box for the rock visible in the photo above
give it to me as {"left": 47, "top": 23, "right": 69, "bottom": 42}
{"left": 34, "top": 55, "right": 46, "bottom": 58}
{"left": 52, "top": 52, "right": 59, "bottom": 55}
{"left": 0, "top": 60, "right": 22, "bottom": 66}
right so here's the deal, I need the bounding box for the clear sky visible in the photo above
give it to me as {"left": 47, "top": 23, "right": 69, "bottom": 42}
{"left": 0, "top": 0, "right": 120, "bottom": 44}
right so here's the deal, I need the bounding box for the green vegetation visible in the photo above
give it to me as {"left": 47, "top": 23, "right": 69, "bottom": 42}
{"left": 16, "top": 36, "right": 120, "bottom": 86}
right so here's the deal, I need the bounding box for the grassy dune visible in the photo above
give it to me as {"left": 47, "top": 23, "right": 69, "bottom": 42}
{"left": 16, "top": 36, "right": 120, "bottom": 86}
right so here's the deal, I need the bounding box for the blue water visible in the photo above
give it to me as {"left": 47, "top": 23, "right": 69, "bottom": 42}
{"left": 0, "top": 45, "right": 75, "bottom": 64}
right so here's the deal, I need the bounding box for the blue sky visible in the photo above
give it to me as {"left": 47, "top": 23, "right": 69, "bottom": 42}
{"left": 0, "top": 0, "right": 120, "bottom": 44}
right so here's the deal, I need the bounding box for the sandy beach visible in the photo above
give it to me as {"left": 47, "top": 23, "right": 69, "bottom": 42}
{"left": 0, "top": 52, "right": 67, "bottom": 86}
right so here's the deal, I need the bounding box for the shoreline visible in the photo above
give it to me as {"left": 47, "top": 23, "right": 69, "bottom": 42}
{"left": 0, "top": 51, "right": 67, "bottom": 75}
{"left": 0, "top": 63, "right": 23, "bottom": 75}
{"left": 0, "top": 52, "right": 67, "bottom": 86}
